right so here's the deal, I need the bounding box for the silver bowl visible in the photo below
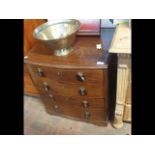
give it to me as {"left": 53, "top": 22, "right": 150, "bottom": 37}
{"left": 33, "top": 19, "right": 80, "bottom": 56}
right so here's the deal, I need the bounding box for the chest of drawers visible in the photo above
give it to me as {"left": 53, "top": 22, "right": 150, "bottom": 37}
{"left": 25, "top": 36, "right": 109, "bottom": 126}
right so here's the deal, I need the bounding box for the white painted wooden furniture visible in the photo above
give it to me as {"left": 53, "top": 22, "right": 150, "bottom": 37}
{"left": 109, "top": 22, "right": 131, "bottom": 128}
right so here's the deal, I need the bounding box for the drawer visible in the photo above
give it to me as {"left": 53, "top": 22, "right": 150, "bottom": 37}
{"left": 42, "top": 97, "right": 106, "bottom": 123}
{"left": 39, "top": 91, "right": 107, "bottom": 123}
{"left": 36, "top": 79, "right": 105, "bottom": 98}
{"left": 27, "top": 64, "right": 105, "bottom": 84}
{"left": 45, "top": 103, "right": 107, "bottom": 123}
{"left": 61, "top": 107, "right": 106, "bottom": 122}
{"left": 39, "top": 91, "right": 105, "bottom": 109}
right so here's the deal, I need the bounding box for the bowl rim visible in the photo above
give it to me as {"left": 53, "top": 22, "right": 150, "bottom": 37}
{"left": 33, "top": 19, "right": 81, "bottom": 41}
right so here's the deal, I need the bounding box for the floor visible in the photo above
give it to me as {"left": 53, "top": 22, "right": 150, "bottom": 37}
{"left": 24, "top": 95, "right": 131, "bottom": 135}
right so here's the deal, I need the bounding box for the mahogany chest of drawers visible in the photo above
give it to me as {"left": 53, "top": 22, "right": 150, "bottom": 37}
{"left": 25, "top": 36, "right": 109, "bottom": 126}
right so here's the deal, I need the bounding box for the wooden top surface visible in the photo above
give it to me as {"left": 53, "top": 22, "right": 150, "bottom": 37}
{"left": 25, "top": 36, "right": 109, "bottom": 69}
{"left": 109, "top": 23, "right": 131, "bottom": 54}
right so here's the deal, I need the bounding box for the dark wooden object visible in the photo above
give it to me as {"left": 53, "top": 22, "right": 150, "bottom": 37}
{"left": 25, "top": 36, "right": 110, "bottom": 126}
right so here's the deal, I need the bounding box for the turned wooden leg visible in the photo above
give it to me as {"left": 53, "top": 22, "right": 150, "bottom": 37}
{"left": 113, "top": 54, "right": 131, "bottom": 128}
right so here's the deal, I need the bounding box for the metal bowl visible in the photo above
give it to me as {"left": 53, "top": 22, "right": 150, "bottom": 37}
{"left": 33, "top": 19, "right": 80, "bottom": 56}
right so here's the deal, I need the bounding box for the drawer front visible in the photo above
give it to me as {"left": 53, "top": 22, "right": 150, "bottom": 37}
{"left": 40, "top": 90, "right": 105, "bottom": 109}
{"left": 38, "top": 91, "right": 107, "bottom": 123}
{"left": 27, "top": 64, "right": 105, "bottom": 84}
{"left": 35, "top": 79, "right": 105, "bottom": 98}
{"left": 45, "top": 104, "right": 107, "bottom": 124}
{"left": 41, "top": 96, "right": 106, "bottom": 122}
{"left": 61, "top": 107, "right": 106, "bottom": 122}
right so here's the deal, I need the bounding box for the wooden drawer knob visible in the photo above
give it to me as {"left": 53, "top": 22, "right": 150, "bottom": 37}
{"left": 49, "top": 94, "right": 55, "bottom": 102}
{"left": 85, "top": 112, "right": 91, "bottom": 120}
{"left": 54, "top": 105, "right": 59, "bottom": 112}
{"left": 37, "top": 68, "right": 44, "bottom": 76}
{"left": 79, "top": 87, "right": 87, "bottom": 96}
{"left": 76, "top": 72, "right": 85, "bottom": 82}
{"left": 82, "top": 100, "right": 89, "bottom": 108}
{"left": 43, "top": 82, "right": 49, "bottom": 91}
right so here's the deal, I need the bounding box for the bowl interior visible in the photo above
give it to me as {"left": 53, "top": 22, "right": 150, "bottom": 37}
{"left": 34, "top": 20, "right": 80, "bottom": 41}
